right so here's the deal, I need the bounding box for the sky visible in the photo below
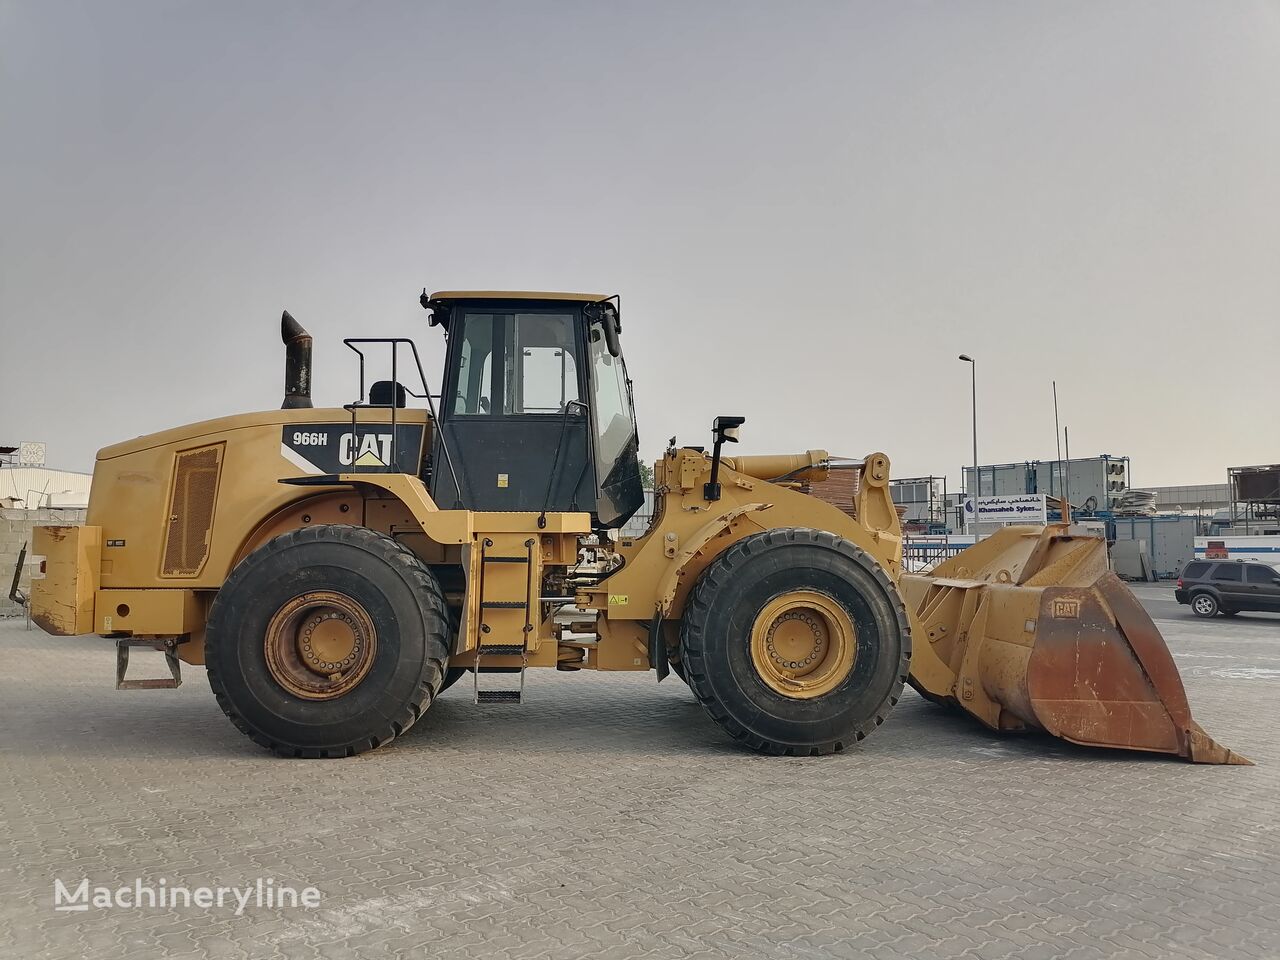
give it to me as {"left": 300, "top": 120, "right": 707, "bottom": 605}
{"left": 2, "top": 1, "right": 1278, "bottom": 489}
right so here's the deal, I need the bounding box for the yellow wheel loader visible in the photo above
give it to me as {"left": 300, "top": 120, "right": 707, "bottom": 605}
{"left": 28, "top": 291, "right": 1245, "bottom": 763}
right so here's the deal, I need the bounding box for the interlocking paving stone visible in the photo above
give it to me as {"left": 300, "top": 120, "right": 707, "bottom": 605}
{"left": 0, "top": 588, "right": 1276, "bottom": 959}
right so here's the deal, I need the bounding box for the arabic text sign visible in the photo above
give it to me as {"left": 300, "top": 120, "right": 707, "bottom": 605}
{"left": 966, "top": 494, "right": 1047, "bottom": 524}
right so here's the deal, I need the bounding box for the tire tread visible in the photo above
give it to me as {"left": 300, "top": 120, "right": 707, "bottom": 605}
{"left": 680, "top": 526, "right": 911, "bottom": 756}
{"left": 205, "top": 524, "right": 450, "bottom": 758}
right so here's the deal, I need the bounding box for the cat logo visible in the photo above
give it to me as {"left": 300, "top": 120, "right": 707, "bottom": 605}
{"left": 341, "top": 433, "right": 392, "bottom": 467}
{"left": 1050, "top": 598, "right": 1082, "bottom": 619}
{"left": 280, "top": 424, "right": 425, "bottom": 475}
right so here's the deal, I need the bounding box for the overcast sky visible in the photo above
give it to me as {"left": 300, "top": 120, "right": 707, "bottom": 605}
{"left": 2, "top": 1, "right": 1277, "bottom": 489}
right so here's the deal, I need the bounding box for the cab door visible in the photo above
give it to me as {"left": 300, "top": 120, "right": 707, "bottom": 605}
{"left": 430, "top": 306, "right": 595, "bottom": 513}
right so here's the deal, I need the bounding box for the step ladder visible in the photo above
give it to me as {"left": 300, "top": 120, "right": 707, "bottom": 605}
{"left": 472, "top": 536, "right": 537, "bottom": 705}
{"left": 116, "top": 637, "right": 182, "bottom": 690}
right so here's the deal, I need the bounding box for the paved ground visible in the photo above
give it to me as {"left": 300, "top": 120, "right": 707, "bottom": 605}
{"left": 1, "top": 585, "right": 1277, "bottom": 960}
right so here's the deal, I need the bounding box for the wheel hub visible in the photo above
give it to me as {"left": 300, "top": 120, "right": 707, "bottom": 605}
{"left": 765, "top": 612, "right": 827, "bottom": 671}
{"left": 302, "top": 613, "right": 360, "bottom": 672}
{"left": 750, "top": 590, "right": 856, "bottom": 699}
{"left": 264, "top": 592, "right": 377, "bottom": 700}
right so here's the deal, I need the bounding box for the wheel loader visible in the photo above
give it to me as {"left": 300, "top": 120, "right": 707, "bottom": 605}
{"left": 27, "top": 291, "right": 1245, "bottom": 763}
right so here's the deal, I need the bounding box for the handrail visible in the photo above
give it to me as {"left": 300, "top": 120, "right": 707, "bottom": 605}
{"left": 341, "top": 338, "right": 462, "bottom": 503}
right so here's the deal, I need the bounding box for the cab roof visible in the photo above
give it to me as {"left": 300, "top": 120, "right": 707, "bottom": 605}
{"left": 429, "top": 290, "right": 608, "bottom": 303}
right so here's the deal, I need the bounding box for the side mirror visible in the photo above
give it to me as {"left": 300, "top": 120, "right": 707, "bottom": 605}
{"left": 714, "top": 416, "right": 745, "bottom": 444}
{"left": 587, "top": 302, "right": 622, "bottom": 357}
{"left": 602, "top": 315, "right": 621, "bottom": 358}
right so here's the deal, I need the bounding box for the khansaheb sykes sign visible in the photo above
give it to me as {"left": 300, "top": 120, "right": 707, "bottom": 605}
{"left": 280, "top": 423, "right": 425, "bottom": 475}
{"left": 964, "top": 494, "right": 1048, "bottom": 525}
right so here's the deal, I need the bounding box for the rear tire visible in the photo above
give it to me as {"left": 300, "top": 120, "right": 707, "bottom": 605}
{"left": 205, "top": 525, "right": 450, "bottom": 757}
{"left": 680, "top": 528, "right": 910, "bottom": 756}
{"left": 1190, "top": 593, "right": 1219, "bottom": 618}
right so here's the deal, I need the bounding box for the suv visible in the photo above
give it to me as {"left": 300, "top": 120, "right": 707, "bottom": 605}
{"left": 1175, "top": 560, "right": 1280, "bottom": 618}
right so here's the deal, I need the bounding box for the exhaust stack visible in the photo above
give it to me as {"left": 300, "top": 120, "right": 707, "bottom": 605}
{"left": 281, "top": 310, "right": 313, "bottom": 409}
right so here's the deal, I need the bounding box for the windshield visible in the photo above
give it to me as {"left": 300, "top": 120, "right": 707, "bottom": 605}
{"left": 589, "top": 325, "right": 637, "bottom": 485}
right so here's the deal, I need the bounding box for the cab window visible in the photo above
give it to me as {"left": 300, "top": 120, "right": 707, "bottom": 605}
{"left": 452, "top": 314, "right": 496, "bottom": 415}
{"left": 589, "top": 325, "right": 635, "bottom": 479}
{"left": 451, "top": 311, "right": 580, "bottom": 416}
{"left": 507, "top": 313, "right": 580, "bottom": 414}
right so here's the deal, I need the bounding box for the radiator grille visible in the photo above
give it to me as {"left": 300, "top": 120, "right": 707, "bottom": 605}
{"left": 161, "top": 445, "right": 223, "bottom": 577}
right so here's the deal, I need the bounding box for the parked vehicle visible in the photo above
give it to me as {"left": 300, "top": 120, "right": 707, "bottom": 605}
{"left": 1175, "top": 560, "right": 1280, "bottom": 618}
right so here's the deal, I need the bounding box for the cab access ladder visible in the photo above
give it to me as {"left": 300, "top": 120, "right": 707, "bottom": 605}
{"left": 472, "top": 535, "right": 539, "bottom": 704}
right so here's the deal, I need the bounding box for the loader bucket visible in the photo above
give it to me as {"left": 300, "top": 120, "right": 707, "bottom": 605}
{"left": 899, "top": 525, "right": 1249, "bottom": 764}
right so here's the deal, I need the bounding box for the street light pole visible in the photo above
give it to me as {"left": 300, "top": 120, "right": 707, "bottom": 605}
{"left": 959, "top": 354, "right": 977, "bottom": 539}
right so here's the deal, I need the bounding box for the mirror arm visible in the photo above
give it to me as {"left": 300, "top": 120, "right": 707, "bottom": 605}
{"left": 704, "top": 416, "right": 746, "bottom": 502}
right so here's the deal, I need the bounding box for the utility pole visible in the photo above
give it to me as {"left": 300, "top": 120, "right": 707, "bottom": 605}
{"left": 1063, "top": 425, "right": 1071, "bottom": 525}
{"left": 1053, "top": 380, "right": 1063, "bottom": 504}
{"left": 959, "top": 355, "right": 977, "bottom": 539}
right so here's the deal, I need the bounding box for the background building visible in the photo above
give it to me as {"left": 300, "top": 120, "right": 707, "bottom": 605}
{"left": 0, "top": 465, "right": 93, "bottom": 509}
{"left": 962, "top": 455, "right": 1130, "bottom": 516}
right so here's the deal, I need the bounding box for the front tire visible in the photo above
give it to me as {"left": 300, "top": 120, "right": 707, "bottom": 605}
{"left": 680, "top": 528, "right": 910, "bottom": 756}
{"left": 1190, "top": 593, "right": 1219, "bottom": 619}
{"left": 205, "top": 525, "right": 451, "bottom": 757}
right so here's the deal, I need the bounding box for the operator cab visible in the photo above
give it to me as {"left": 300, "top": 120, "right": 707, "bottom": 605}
{"left": 421, "top": 291, "right": 643, "bottom": 529}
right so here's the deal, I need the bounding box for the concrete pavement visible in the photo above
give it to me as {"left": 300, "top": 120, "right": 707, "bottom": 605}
{"left": 1, "top": 605, "right": 1276, "bottom": 960}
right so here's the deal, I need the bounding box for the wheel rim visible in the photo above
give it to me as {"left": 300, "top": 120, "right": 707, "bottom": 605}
{"left": 749, "top": 590, "right": 857, "bottom": 699}
{"left": 263, "top": 591, "right": 378, "bottom": 700}
{"left": 1193, "top": 596, "right": 1214, "bottom": 615}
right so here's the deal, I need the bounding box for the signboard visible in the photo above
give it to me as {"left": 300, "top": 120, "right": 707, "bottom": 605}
{"left": 963, "top": 494, "right": 1047, "bottom": 525}
{"left": 18, "top": 441, "right": 45, "bottom": 466}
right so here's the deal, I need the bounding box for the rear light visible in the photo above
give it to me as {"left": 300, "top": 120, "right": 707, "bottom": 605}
{"left": 1176, "top": 578, "right": 1183, "bottom": 589}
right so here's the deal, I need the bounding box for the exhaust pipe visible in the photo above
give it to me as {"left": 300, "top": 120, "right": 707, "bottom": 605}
{"left": 281, "top": 310, "right": 313, "bottom": 409}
